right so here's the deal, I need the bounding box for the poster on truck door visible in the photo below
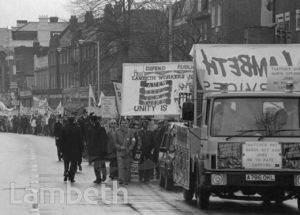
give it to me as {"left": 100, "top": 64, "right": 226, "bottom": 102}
{"left": 190, "top": 44, "right": 300, "bottom": 91}
{"left": 121, "top": 62, "right": 193, "bottom": 116}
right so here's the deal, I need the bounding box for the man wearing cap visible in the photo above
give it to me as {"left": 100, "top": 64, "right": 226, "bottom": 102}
{"left": 54, "top": 115, "right": 63, "bottom": 161}
{"left": 61, "top": 113, "right": 84, "bottom": 183}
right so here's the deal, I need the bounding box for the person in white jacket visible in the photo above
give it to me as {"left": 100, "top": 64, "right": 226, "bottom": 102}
{"left": 31, "top": 116, "right": 37, "bottom": 135}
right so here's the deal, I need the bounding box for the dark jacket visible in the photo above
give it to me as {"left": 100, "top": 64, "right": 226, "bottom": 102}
{"left": 106, "top": 129, "right": 117, "bottom": 158}
{"left": 61, "top": 120, "right": 84, "bottom": 160}
{"left": 87, "top": 124, "right": 108, "bottom": 161}
{"left": 54, "top": 121, "right": 63, "bottom": 146}
{"left": 139, "top": 129, "right": 155, "bottom": 159}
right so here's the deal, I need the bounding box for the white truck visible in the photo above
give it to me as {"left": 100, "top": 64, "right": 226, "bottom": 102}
{"left": 175, "top": 44, "right": 300, "bottom": 210}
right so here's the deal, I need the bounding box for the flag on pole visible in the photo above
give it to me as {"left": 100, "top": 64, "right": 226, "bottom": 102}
{"left": 20, "top": 102, "right": 26, "bottom": 115}
{"left": 0, "top": 101, "right": 14, "bottom": 112}
{"left": 33, "top": 96, "right": 40, "bottom": 108}
{"left": 55, "top": 101, "right": 64, "bottom": 115}
{"left": 88, "top": 85, "right": 96, "bottom": 108}
{"left": 88, "top": 84, "right": 101, "bottom": 115}
{"left": 112, "top": 81, "right": 122, "bottom": 114}
{"left": 39, "top": 98, "right": 48, "bottom": 108}
{"left": 98, "top": 91, "right": 105, "bottom": 107}
{"left": 47, "top": 106, "right": 55, "bottom": 114}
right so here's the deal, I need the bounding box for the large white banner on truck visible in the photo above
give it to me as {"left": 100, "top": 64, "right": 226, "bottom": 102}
{"left": 190, "top": 44, "right": 300, "bottom": 91}
{"left": 121, "top": 62, "right": 193, "bottom": 116}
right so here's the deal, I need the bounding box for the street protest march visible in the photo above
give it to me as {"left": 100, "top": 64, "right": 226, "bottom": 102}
{"left": 121, "top": 62, "right": 193, "bottom": 116}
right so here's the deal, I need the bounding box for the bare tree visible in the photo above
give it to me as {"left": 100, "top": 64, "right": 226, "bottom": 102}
{"left": 66, "top": 0, "right": 110, "bottom": 17}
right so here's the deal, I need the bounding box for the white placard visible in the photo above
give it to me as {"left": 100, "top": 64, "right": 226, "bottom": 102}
{"left": 242, "top": 141, "right": 282, "bottom": 169}
{"left": 101, "top": 96, "right": 118, "bottom": 118}
{"left": 121, "top": 62, "right": 193, "bottom": 116}
{"left": 267, "top": 66, "right": 300, "bottom": 90}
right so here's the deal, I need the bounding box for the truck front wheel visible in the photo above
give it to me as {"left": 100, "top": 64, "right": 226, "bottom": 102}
{"left": 297, "top": 194, "right": 300, "bottom": 212}
{"left": 197, "top": 189, "right": 210, "bottom": 210}
{"left": 159, "top": 170, "right": 164, "bottom": 187}
{"left": 164, "top": 173, "right": 173, "bottom": 190}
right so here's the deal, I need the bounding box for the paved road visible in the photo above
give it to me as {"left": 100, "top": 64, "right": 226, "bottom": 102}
{"left": 1, "top": 133, "right": 300, "bottom": 215}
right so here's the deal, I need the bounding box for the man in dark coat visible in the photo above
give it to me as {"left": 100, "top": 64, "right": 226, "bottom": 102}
{"left": 138, "top": 120, "right": 155, "bottom": 183}
{"left": 87, "top": 116, "right": 108, "bottom": 184}
{"left": 12, "top": 115, "right": 18, "bottom": 133}
{"left": 61, "top": 114, "right": 84, "bottom": 183}
{"left": 54, "top": 115, "right": 63, "bottom": 161}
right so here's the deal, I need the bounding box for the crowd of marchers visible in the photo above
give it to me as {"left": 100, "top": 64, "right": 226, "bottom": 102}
{"left": 1, "top": 110, "right": 173, "bottom": 185}
{"left": 0, "top": 113, "right": 57, "bottom": 136}
{"left": 52, "top": 110, "right": 169, "bottom": 185}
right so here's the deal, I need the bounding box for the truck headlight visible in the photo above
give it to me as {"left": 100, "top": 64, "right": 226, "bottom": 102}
{"left": 294, "top": 175, "right": 300, "bottom": 186}
{"left": 211, "top": 174, "right": 227, "bottom": 185}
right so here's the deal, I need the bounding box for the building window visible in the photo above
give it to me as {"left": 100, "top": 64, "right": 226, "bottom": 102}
{"left": 51, "top": 32, "right": 61, "bottom": 37}
{"left": 16, "top": 60, "right": 20, "bottom": 72}
{"left": 284, "top": 12, "right": 290, "bottom": 31}
{"left": 63, "top": 51, "right": 67, "bottom": 64}
{"left": 83, "top": 47, "right": 87, "bottom": 59}
{"left": 61, "top": 74, "right": 64, "bottom": 88}
{"left": 59, "top": 52, "right": 63, "bottom": 64}
{"left": 296, "top": 9, "right": 300, "bottom": 31}
{"left": 276, "top": 13, "right": 284, "bottom": 29}
{"left": 198, "top": 0, "right": 202, "bottom": 12}
{"left": 54, "top": 75, "right": 56, "bottom": 89}
{"left": 204, "top": 23, "right": 207, "bottom": 40}
{"left": 211, "top": 6, "right": 215, "bottom": 28}
{"left": 199, "top": 24, "right": 203, "bottom": 41}
{"left": 217, "top": 4, "right": 221, "bottom": 26}
{"left": 65, "top": 73, "right": 68, "bottom": 88}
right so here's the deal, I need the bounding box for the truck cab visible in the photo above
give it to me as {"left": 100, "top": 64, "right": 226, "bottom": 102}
{"left": 192, "top": 90, "right": 300, "bottom": 209}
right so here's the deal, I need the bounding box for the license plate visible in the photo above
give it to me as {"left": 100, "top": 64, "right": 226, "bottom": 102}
{"left": 245, "top": 174, "right": 275, "bottom": 181}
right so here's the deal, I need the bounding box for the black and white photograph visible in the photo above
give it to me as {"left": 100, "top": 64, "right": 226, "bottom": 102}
{"left": 1, "top": 0, "right": 300, "bottom": 214}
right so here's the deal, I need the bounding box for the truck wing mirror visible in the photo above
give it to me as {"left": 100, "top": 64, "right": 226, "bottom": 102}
{"left": 201, "top": 125, "right": 208, "bottom": 140}
{"left": 182, "top": 102, "right": 194, "bottom": 121}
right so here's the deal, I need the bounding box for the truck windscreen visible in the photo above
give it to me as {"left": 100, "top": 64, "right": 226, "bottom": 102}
{"left": 211, "top": 97, "right": 300, "bottom": 137}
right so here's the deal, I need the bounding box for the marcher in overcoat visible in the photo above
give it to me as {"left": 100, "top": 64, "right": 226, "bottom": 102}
{"left": 106, "top": 119, "right": 118, "bottom": 179}
{"left": 61, "top": 114, "right": 84, "bottom": 183}
{"left": 138, "top": 120, "right": 155, "bottom": 182}
{"left": 54, "top": 115, "right": 63, "bottom": 161}
{"left": 87, "top": 116, "right": 108, "bottom": 184}
{"left": 113, "top": 118, "right": 136, "bottom": 185}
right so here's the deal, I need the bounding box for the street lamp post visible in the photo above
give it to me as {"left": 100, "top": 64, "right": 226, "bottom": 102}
{"left": 78, "top": 40, "right": 100, "bottom": 97}
{"left": 56, "top": 47, "right": 62, "bottom": 89}
{"left": 168, "top": 4, "right": 172, "bottom": 62}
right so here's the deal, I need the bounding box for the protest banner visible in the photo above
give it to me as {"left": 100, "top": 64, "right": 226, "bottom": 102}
{"left": 190, "top": 44, "right": 300, "bottom": 91}
{"left": 121, "top": 62, "right": 193, "bottom": 116}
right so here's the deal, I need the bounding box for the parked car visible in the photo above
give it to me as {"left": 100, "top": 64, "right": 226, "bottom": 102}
{"left": 158, "top": 122, "right": 187, "bottom": 190}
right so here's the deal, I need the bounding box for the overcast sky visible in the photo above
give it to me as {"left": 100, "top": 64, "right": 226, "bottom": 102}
{"left": 0, "top": 0, "right": 71, "bottom": 28}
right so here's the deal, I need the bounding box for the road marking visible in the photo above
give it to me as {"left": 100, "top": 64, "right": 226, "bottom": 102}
{"left": 29, "top": 148, "right": 39, "bottom": 215}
